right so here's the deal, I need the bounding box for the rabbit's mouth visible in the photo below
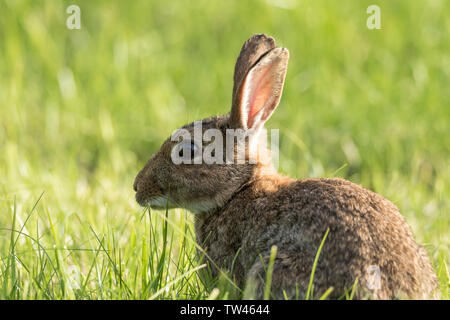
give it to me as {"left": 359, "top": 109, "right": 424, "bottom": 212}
{"left": 136, "top": 190, "right": 217, "bottom": 214}
{"left": 134, "top": 173, "right": 171, "bottom": 208}
{"left": 148, "top": 195, "right": 175, "bottom": 209}
{"left": 136, "top": 192, "right": 176, "bottom": 210}
{"left": 135, "top": 190, "right": 149, "bottom": 207}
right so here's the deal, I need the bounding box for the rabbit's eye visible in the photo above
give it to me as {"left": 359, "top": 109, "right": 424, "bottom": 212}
{"left": 178, "top": 141, "right": 199, "bottom": 159}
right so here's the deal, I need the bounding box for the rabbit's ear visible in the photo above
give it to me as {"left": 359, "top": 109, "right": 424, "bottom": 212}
{"left": 230, "top": 45, "right": 289, "bottom": 130}
{"left": 232, "top": 34, "right": 276, "bottom": 104}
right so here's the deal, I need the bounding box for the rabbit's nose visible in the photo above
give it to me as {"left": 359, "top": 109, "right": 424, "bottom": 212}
{"left": 133, "top": 177, "right": 139, "bottom": 192}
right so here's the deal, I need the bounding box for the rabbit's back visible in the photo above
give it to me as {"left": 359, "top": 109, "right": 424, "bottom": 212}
{"left": 196, "top": 177, "right": 438, "bottom": 299}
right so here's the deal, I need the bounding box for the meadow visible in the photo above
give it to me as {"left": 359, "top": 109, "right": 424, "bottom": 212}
{"left": 0, "top": 0, "right": 448, "bottom": 299}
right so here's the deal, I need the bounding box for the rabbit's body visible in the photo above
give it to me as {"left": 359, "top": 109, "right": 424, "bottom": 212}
{"left": 134, "top": 34, "right": 438, "bottom": 299}
{"left": 196, "top": 172, "right": 437, "bottom": 299}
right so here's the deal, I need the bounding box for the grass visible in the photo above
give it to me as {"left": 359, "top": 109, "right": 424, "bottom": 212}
{"left": 0, "top": 0, "right": 449, "bottom": 299}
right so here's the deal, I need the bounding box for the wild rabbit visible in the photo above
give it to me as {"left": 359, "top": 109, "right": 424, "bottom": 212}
{"left": 133, "top": 34, "right": 438, "bottom": 299}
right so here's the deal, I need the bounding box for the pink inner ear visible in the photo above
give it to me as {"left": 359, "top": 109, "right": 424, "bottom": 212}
{"left": 247, "top": 64, "right": 274, "bottom": 128}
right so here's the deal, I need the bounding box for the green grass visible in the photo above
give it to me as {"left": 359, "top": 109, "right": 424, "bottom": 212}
{"left": 0, "top": 0, "right": 449, "bottom": 299}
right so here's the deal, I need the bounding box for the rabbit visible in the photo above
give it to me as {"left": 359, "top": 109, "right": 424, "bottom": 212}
{"left": 133, "top": 34, "right": 439, "bottom": 299}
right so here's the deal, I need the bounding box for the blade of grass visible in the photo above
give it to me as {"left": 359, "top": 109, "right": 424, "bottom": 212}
{"left": 305, "top": 228, "right": 330, "bottom": 300}
{"left": 263, "top": 245, "right": 277, "bottom": 300}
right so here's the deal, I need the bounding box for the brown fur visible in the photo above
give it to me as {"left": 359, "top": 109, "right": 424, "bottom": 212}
{"left": 134, "top": 34, "right": 438, "bottom": 299}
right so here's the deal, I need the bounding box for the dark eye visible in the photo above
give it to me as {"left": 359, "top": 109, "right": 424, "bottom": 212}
{"left": 190, "top": 142, "right": 199, "bottom": 159}
{"left": 179, "top": 141, "right": 198, "bottom": 159}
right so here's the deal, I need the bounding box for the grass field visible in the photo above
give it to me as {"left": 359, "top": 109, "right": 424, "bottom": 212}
{"left": 0, "top": 0, "right": 449, "bottom": 299}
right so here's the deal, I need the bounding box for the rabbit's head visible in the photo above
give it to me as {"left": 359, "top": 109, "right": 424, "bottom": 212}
{"left": 134, "top": 34, "right": 289, "bottom": 213}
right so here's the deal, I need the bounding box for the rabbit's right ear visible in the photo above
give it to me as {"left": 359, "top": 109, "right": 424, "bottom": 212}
{"left": 229, "top": 34, "right": 289, "bottom": 131}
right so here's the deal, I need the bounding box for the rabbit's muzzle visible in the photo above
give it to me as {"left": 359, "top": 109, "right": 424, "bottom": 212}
{"left": 133, "top": 171, "right": 148, "bottom": 206}
{"left": 133, "top": 162, "right": 164, "bottom": 207}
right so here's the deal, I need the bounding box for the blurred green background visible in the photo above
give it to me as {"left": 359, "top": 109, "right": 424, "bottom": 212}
{"left": 0, "top": 0, "right": 448, "bottom": 299}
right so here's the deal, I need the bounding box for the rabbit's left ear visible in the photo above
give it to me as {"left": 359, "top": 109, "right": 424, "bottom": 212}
{"left": 230, "top": 47, "right": 289, "bottom": 131}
